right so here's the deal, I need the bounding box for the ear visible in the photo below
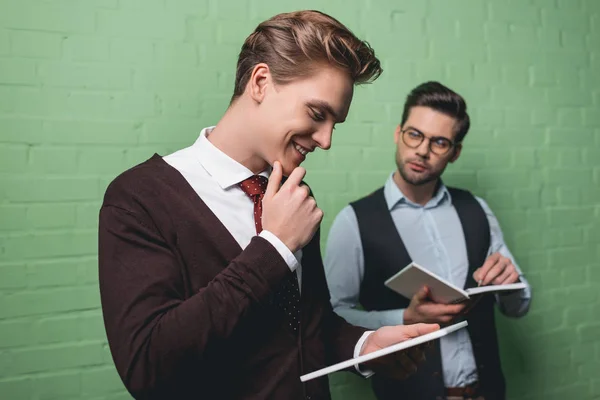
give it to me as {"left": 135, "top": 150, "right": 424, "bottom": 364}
{"left": 449, "top": 143, "right": 462, "bottom": 163}
{"left": 248, "top": 63, "right": 271, "bottom": 103}
{"left": 394, "top": 124, "right": 402, "bottom": 145}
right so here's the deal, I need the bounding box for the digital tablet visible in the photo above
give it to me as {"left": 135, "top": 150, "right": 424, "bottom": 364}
{"left": 300, "top": 320, "right": 468, "bottom": 382}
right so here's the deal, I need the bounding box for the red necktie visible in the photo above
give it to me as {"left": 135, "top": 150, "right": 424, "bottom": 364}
{"left": 238, "top": 175, "right": 269, "bottom": 234}
{"left": 238, "top": 174, "right": 301, "bottom": 334}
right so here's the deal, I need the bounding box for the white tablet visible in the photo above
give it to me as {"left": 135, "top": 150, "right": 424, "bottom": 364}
{"left": 299, "top": 321, "right": 468, "bottom": 382}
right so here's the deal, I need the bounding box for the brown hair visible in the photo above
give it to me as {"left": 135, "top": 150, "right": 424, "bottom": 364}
{"left": 231, "top": 10, "right": 382, "bottom": 102}
{"left": 401, "top": 81, "right": 471, "bottom": 143}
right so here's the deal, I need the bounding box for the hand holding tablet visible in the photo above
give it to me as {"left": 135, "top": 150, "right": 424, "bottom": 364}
{"left": 300, "top": 321, "right": 468, "bottom": 382}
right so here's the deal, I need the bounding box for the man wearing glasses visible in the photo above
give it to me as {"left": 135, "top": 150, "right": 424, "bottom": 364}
{"left": 324, "top": 81, "right": 531, "bottom": 400}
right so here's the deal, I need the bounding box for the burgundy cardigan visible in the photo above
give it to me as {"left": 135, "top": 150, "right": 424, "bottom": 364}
{"left": 98, "top": 154, "right": 367, "bottom": 399}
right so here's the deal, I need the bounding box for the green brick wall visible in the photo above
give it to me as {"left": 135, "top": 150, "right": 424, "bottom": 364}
{"left": 0, "top": 0, "right": 598, "bottom": 399}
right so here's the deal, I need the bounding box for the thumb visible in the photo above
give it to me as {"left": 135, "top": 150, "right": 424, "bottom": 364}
{"left": 265, "top": 161, "right": 282, "bottom": 198}
{"left": 414, "top": 286, "right": 429, "bottom": 302}
{"left": 404, "top": 323, "right": 440, "bottom": 339}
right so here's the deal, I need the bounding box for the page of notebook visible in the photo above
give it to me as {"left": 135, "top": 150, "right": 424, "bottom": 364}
{"left": 465, "top": 282, "right": 527, "bottom": 296}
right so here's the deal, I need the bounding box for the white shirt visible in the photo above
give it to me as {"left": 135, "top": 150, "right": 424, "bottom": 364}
{"left": 163, "top": 126, "right": 302, "bottom": 287}
{"left": 163, "top": 127, "right": 372, "bottom": 374}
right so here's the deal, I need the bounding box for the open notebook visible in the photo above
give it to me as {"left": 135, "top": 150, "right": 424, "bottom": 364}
{"left": 384, "top": 262, "right": 527, "bottom": 304}
{"left": 300, "top": 321, "right": 468, "bottom": 382}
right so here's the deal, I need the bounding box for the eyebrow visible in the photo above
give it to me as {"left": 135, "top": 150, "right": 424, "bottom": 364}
{"left": 306, "top": 100, "right": 345, "bottom": 123}
{"left": 404, "top": 125, "right": 425, "bottom": 135}
{"left": 404, "top": 125, "right": 451, "bottom": 140}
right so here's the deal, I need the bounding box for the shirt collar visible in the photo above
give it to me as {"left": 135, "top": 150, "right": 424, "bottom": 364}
{"left": 383, "top": 172, "right": 451, "bottom": 210}
{"left": 192, "top": 127, "right": 270, "bottom": 190}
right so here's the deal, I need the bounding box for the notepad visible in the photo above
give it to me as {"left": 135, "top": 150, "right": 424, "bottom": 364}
{"left": 299, "top": 321, "right": 468, "bottom": 382}
{"left": 384, "top": 262, "right": 527, "bottom": 304}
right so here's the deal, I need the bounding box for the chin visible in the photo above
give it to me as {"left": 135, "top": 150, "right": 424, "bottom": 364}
{"left": 400, "top": 168, "right": 428, "bottom": 186}
{"left": 280, "top": 160, "right": 298, "bottom": 177}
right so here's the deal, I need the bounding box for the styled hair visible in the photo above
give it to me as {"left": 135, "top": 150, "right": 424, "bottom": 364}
{"left": 401, "top": 81, "right": 471, "bottom": 143}
{"left": 231, "top": 10, "right": 382, "bottom": 102}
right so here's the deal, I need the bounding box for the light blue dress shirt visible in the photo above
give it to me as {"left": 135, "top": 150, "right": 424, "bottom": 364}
{"left": 324, "top": 173, "right": 532, "bottom": 387}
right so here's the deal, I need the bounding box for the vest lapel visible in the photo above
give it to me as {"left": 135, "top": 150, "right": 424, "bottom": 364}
{"left": 447, "top": 187, "right": 491, "bottom": 290}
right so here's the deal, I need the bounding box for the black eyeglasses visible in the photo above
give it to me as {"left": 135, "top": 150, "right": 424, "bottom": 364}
{"left": 401, "top": 128, "right": 456, "bottom": 156}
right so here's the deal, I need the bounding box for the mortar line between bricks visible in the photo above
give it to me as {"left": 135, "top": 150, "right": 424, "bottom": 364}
{"left": 0, "top": 365, "right": 117, "bottom": 382}
{"left": 0, "top": 310, "right": 102, "bottom": 322}
{"left": 0, "top": 309, "right": 102, "bottom": 321}
{"left": 0, "top": 253, "right": 97, "bottom": 262}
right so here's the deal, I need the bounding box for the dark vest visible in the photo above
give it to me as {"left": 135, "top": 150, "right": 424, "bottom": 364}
{"left": 350, "top": 187, "right": 506, "bottom": 400}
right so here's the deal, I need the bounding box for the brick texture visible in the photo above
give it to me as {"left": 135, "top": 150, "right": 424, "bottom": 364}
{"left": 0, "top": 0, "right": 598, "bottom": 399}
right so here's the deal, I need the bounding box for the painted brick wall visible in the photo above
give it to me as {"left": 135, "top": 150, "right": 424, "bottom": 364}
{"left": 0, "top": 1, "right": 598, "bottom": 399}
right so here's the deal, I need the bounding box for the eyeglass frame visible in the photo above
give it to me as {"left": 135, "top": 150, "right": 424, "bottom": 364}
{"left": 400, "top": 127, "right": 458, "bottom": 156}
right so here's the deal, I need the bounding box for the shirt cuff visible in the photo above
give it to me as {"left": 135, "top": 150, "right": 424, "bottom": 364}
{"left": 385, "top": 309, "right": 405, "bottom": 327}
{"left": 354, "top": 331, "right": 375, "bottom": 378}
{"left": 259, "top": 230, "right": 299, "bottom": 272}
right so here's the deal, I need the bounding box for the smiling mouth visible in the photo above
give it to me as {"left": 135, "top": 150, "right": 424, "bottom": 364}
{"left": 293, "top": 142, "right": 310, "bottom": 156}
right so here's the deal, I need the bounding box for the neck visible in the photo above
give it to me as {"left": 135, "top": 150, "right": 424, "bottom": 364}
{"left": 392, "top": 171, "right": 439, "bottom": 206}
{"left": 207, "top": 98, "right": 268, "bottom": 174}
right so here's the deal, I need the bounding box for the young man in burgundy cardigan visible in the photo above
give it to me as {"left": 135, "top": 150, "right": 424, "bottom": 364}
{"left": 98, "top": 10, "right": 439, "bottom": 400}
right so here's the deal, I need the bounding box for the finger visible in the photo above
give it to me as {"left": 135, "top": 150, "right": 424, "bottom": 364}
{"left": 313, "top": 208, "right": 323, "bottom": 227}
{"left": 281, "top": 166, "right": 306, "bottom": 190}
{"left": 313, "top": 207, "right": 324, "bottom": 224}
{"left": 413, "top": 286, "right": 430, "bottom": 303}
{"left": 501, "top": 270, "right": 520, "bottom": 285}
{"left": 458, "top": 301, "right": 474, "bottom": 315}
{"left": 421, "top": 302, "right": 465, "bottom": 318}
{"left": 402, "top": 323, "right": 440, "bottom": 339}
{"left": 473, "top": 253, "right": 501, "bottom": 282}
{"left": 446, "top": 302, "right": 467, "bottom": 314}
{"left": 481, "top": 258, "right": 508, "bottom": 286}
{"left": 435, "top": 315, "right": 453, "bottom": 324}
{"left": 493, "top": 263, "right": 514, "bottom": 285}
{"left": 265, "top": 161, "right": 283, "bottom": 198}
{"left": 296, "top": 183, "right": 310, "bottom": 200}
{"left": 305, "top": 195, "right": 317, "bottom": 210}
{"left": 474, "top": 256, "right": 499, "bottom": 283}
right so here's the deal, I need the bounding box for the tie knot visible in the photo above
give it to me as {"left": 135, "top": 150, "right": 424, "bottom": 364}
{"left": 238, "top": 175, "right": 268, "bottom": 198}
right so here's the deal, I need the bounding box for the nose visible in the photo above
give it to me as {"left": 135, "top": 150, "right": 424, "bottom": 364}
{"left": 313, "top": 127, "right": 333, "bottom": 150}
{"left": 415, "top": 138, "right": 431, "bottom": 158}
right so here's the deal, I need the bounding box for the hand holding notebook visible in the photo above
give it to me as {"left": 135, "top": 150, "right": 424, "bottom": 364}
{"left": 385, "top": 262, "right": 527, "bottom": 305}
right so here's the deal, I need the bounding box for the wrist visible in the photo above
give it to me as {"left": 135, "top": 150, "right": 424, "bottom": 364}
{"left": 280, "top": 237, "right": 299, "bottom": 253}
{"left": 266, "top": 230, "right": 297, "bottom": 253}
